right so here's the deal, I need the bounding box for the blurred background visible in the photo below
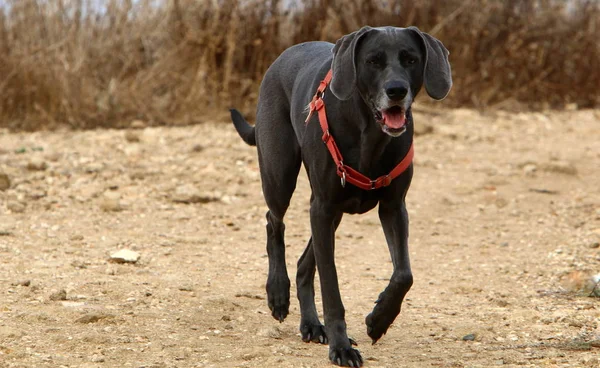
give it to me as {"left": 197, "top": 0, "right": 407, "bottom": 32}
{"left": 0, "top": 0, "right": 598, "bottom": 130}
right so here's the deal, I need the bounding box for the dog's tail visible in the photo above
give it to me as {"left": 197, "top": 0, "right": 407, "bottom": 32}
{"left": 230, "top": 108, "right": 256, "bottom": 146}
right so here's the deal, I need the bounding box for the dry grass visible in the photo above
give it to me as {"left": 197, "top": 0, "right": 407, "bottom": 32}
{"left": 0, "top": 0, "right": 598, "bottom": 130}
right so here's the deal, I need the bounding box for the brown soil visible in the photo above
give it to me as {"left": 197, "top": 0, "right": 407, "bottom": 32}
{"left": 1, "top": 108, "right": 599, "bottom": 368}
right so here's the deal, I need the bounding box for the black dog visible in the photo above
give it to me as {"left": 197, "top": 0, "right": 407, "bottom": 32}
{"left": 230, "top": 26, "right": 452, "bottom": 367}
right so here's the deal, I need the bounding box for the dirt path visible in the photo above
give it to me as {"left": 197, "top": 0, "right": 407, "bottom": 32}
{"left": 1, "top": 108, "right": 599, "bottom": 368}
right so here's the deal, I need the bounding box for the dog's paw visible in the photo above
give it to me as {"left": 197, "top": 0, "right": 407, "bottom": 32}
{"left": 329, "top": 346, "right": 363, "bottom": 367}
{"left": 365, "top": 302, "right": 400, "bottom": 344}
{"left": 300, "top": 321, "right": 328, "bottom": 344}
{"left": 266, "top": 276, "right": 290, "bottom": 322}
{"left": 300, "top": 322, "right": 358, "bottom": 346}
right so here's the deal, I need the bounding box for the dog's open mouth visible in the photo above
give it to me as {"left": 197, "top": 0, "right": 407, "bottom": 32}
{"left": 375, "top": 106, "right": 407, "bottom": 136}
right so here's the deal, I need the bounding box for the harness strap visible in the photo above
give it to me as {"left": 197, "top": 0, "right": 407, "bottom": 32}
{"left": 306, "top": 70, "right": 414, "bottom": 190}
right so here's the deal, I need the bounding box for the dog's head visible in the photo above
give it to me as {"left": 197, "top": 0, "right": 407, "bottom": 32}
{"left": 330, "top": 26, "right": 452, "bottom": 137}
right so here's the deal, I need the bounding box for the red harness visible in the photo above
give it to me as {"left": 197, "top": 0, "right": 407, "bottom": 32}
{"left": 305, "top": 70, "right": 414, "bottom": 190}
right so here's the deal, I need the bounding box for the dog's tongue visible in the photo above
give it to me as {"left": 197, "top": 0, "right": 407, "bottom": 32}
{"left": 382, "top": 110, "right": 406, "bottom": 129}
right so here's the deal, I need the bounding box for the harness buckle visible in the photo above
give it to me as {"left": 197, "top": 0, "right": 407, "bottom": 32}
{"left": 370, "top": 180, "right": 376, "bottom": 190}
{"left": 322, "top": 129, "right": 330, "bottom": 143}
{"left": 337, "top": 162, "right": 346, "bottom": 188}
{"left": 314, "top": 97, "right": 324, "bottom": 110}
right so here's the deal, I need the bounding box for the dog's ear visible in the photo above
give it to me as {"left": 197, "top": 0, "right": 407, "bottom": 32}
{"left": 407, "top": 26, "right": 452, "bottom": 100}
{"left": 330, "top": 26, "right": 374, "bottom": 101}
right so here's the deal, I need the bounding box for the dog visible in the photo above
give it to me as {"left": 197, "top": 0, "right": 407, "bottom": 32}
{"left": 230, "top": 26, "right": 452, "bottom": 367}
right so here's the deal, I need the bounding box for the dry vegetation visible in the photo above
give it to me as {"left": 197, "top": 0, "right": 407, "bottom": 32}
{"left": 0, "top": 0, "right": 598, "bottom": 130}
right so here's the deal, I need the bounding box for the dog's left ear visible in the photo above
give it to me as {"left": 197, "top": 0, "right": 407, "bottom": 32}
{"left": 408, "top": 26, "right": 453, "bottom": 100}
{"left": 330, "top": 26, "right": 374, "bottom": 101}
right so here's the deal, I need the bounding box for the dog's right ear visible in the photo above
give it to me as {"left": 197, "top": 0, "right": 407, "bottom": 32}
{"left": 330, "top": 26, "right": 374, "bottom": 101}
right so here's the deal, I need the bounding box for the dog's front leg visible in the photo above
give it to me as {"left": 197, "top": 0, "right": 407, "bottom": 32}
{"left": 310, "top": 201, "right": 363, "bottom": 367}
{"left": 365, "top": 201, "right": 413, "bottom": 344}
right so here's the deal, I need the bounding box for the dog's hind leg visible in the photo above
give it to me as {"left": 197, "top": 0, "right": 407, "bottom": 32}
{"left": 255, "top": 103, "right": 302, "bottom": 323}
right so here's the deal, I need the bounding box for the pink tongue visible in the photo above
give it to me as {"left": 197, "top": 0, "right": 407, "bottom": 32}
{"left": 382, "top": 111, "right": 406, "bottom": 129}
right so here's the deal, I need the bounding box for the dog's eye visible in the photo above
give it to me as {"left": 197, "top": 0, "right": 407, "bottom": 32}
{"left": 400, "top": 51, "right": 417, "bottom": 65}
{"left": 366, "top": 54, "right": 385, "bottom": 67}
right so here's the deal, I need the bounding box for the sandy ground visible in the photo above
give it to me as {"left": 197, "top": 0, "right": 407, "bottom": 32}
{"left": 0, "top": 108, "right": 599, "bottom": 368}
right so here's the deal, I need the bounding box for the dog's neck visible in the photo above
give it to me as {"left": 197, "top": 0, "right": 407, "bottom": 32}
{"left": 335, "top": 92, "right": 413, "bottom": 177}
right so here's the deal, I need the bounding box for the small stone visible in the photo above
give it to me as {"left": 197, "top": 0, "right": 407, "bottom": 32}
{"left": 171, "top": 184, "right": 219, "bottom": 204}
{"left": 109, "top": 249, "right": 140, "bottom": 264}
{"left": 45, "top": 152, "right": 61, "bottom": 162}
{"left": 12, "top": 280, "right": 31, "bottom": 287}
{"left": 100, "top": 191, "right": 122, "bottom": 212}
{"left": 7, "top": 201, "right": 26, "bottom": 213}
{"left": 191, "top": 144, "right": 204, "bottom": 153}
{"left": 523, "top": 164, "right": 537, "bottom": 176}
{"left": 541, "top": 161, "right": 577, "bottom": 176}
{"left": 462, "top": 333, "right": 476, "bottom": 341}
{"left": 257, "top": 325, "right": 282, "bottom": 339}
{"left": 90, "top": 354, "right": 105, "bottom": 363}
{"left": 129, "top": 170, "right": 146, "bottom": 180}
{"left": 272, "top": 345, "right": 293, "bottom": 355}
{"left": 84, "top": 162, "right": 104, "bottom": 173}
{"left": 0, "top": 173, "right": 10, "bottom": 191}
{"left": 27, "top": 157, "right": 47, "bottom": 171}
{"left": 49, "top": 289, "right": 67, "bottom": 301}
{"left": 179, "top": 285, "right": 193, "bottom": 292}
{"left": 124, "top": 130, "right": 141, "bottom": 142}
{"left": 76, "top": 313, "right": 113, "bottom": 324}
{"left": 587, "top": 242, "right": 599, "bottom": 249}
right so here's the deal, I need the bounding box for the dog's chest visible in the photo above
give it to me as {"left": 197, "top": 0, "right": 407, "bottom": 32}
{"left": 338, "top": 191, "right": 380, "bottom": 214}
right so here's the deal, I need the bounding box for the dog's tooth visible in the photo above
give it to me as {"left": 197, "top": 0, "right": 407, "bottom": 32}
{"left": 337, "top": 357, "right": 342, "bottom": 365}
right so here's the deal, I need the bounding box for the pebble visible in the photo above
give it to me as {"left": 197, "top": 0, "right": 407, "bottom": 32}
{"left": 109, "top": 249, "right": 141, "bottom": 264}
{"left": 76, "top": 313, "right": 113, "bottom": 324}
{"left": 49, "top": 289, "right": 67, "bottom": 301}
{"left": 100, "top": 191, "right": 122, "bottom": 212}
{"left": 12, "top": 280, "right": 31, "bottom": 287}
{"left": 257, "top": 325, "right": 282, "bottom": 339}
{"left": 124, "top": 130, "right": 141, "bottom": 142}
{"left": 27, "top": 157, "right": 48, "bottom": 171}
{"left": 191, "top": 144, "right": 204, "bottom": 153}
{"left": 171, "top": 184, "right": 219, "bottom": 204}
{"left": 84, "top": 162, "right": 104, "bottom": 173}
{"left": 7, "top": 200, "right": 26, "bottom": 213}
{"left": 0, "top": 173, "right": 10, "bottom": 190}
{"left": 523, "top": 164, "right": 537, "bottom": 176}
{"left": 90, "top": 354, "right": 105, "bottom": 363}
{"left": 462, "top": 333, "right": 476, "bottom": 341}
{"left": 272, "top": 345, "right": 293, "bottom": 355}
{"left": 541, "top": 161, "right": 577, "bottom": 176}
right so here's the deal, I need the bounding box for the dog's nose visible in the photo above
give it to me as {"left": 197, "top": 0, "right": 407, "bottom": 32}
{"left": 385, "top": 82, "right": 408, "bottom": 101}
